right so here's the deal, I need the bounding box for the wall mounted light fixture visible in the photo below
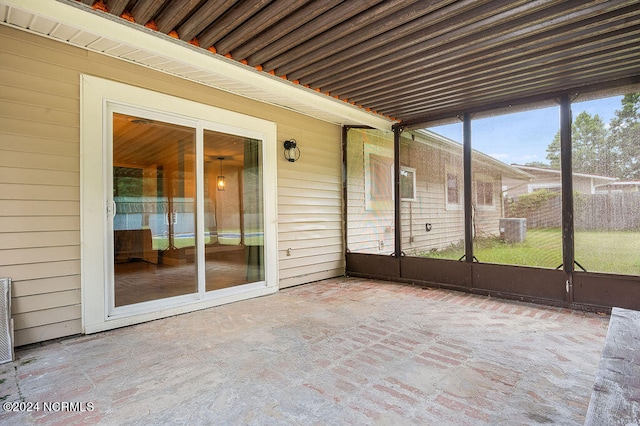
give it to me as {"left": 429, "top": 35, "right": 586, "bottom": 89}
{"left": 283, "top": 139, "right": 300, "bottom": 162}
{"left": 217, "top": 157, "right": 225, "bottom": 191}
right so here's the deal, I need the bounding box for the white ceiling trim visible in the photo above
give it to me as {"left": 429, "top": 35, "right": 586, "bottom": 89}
{"left": 0, "top": 0, "right": 392, "bottom": 131}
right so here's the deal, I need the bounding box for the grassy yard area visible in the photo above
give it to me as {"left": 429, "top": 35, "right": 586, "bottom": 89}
{"left": 423, "top": 228, "right": 640, "bottom": 276}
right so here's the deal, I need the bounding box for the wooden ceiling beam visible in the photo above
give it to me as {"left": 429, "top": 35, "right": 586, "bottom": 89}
{"left": 214, "top": 0, "right": 311, "bottom": 56}
{"left": 398, "top": 76, "right": 640, "bottom": 129}
{"left": 373, "top": 43, "right": 640, "bottom": 116}
{"left": 130, "top": 0, "right": 167, "bottom": 25}
{"left": 385, "top": 57, "right": 640, "bottom": 119}
{"left": 196, "top": 0, "right": 271, "bottom": 50}
{"left": 294, "top": 0, "right": 563, "bottom": 86}
{"left": 154, "top": 0, "right": 201, "bottom": 34}
{"left": 319, "top": 1, "right": 637, "bottom": 98}
{"left": 229, "top": 0, "right": 342, "bottom": 63}
{"left": 249, "top": 0, "right": 393, "bottom": 69}
{"left": 177, "top": 0, "right": 238, "bottom": 42}
{"left": 347, "top": 18, "right": 640, "bottom": 106}
{"left": 286, "top": 0, "right": 523, "bottom": 82}
{"left": 369, "top": 37, "right": 640, "bottom": 114}
{"left": 106, "top": 0, "right": 130, "bottom": 17}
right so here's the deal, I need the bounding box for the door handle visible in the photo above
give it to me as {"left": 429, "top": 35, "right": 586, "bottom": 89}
{"left": 107, "top": 199, "right": 116, "bottom": 218}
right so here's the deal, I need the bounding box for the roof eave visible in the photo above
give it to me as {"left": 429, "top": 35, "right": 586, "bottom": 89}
{"left": 1, "top": 0, "right": 392, "bottom": 131}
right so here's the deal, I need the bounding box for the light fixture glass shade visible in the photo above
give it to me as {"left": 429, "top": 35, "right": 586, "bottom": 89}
{"left": 217, "top": 157, "right": 225, "bottom": 191}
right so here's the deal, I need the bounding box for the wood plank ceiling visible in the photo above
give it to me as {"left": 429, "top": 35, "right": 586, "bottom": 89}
{"left": 76, "top": 0, "right": 640, "bottom": 127}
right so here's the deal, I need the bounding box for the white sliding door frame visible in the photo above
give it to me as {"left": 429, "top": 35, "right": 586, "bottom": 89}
{"left": 81, "top": 74, "right": 278, "bottom": 334}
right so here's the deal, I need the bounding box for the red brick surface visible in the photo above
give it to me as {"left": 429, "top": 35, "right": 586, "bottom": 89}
{"left": 0, "top": 277, "right": 608, "bottom": 424}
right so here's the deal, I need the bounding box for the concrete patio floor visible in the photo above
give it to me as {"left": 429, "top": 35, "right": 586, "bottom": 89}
{"left": 0, "top": 277, "right": 609, "bottom": 425}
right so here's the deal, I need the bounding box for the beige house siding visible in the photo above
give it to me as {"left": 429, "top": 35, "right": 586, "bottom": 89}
{"left": 0, "top": 25, "right": 344, "bottom": 346}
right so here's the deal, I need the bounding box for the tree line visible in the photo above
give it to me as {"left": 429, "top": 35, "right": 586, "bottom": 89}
{"left": 542, "top": 93, "right": 639, "bottom": 180}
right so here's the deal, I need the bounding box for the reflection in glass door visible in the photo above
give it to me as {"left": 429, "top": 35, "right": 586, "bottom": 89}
{"left": 203, "top": 130, "right": 264, "bottom": 292}
{"left": 110, "top": 113, "right": 265, "bottom": 309}
{"left": 112, "top": 113, "right": 197, "bottom": 307}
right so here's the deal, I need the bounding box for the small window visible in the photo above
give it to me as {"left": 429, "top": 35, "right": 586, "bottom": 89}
{"left": 400, "top": 167, "right": 416, "bottom": 201}
{"left": 447, "top": 173, "right": 460, "bottom": 205}
{"left": 370, "top": 154, "right": 393, "bottom": 201}
{"left": 476, "top": 180, "right": 494, "bottom": 206}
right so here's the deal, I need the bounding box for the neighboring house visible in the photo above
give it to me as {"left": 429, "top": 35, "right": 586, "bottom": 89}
{"left": 347, "top": 129, "right": 532, "bottom": 256}
{"left": 503, "top": 164, "right": 618, "bottom": 198}
{"left": 595, "top": 181, "right": 640, "bottom": 193}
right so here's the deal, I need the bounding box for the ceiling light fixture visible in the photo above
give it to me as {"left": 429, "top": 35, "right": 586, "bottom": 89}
{"left": 217, "top": 157, "right": 225, "bottom": 191}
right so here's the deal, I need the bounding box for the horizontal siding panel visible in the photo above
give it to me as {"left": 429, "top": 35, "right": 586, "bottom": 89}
{"left": 0, "top": 216, "right": 79, "bottom": 232}
{"left": 0, "top": 149, "right": 79, "bottom": 171}
{"left": 12, "top": 275, "right": 81, "bottom": 298}
{"left": 279, "top": 269, "right": 344, "bottom": 289}
{"left": 0, "top": 45, "right": 82, "bottom": 85}
{"left": 278, "top": 213, "right": 342, "bottom": 223}
{"left": 0, "top": 99, "right": 79, "bottom": 127}
{"left": 279, "top": 260, "right": 345, "bottom": 280}
{"left": 0, "top": 200, "right": 79, "bottom": 216}
{"left": 0, "top": 167, "right": 79, "bottom": 186}
{"left": 278, "top": 177, "right": 340, "bottom": 192}
{"left": 280, "top": 146, "right": 340, "bottom": 166}
{"left": 278, "top": 229, "right": 340, "bottom": 242}
{"left": 278, "top": 204, "right": 341, "bottom": 215}
{"left": 278, "top": 169, "right": 341, "bottom": 185}
{"left": 279, "top": 244, "right": 342, "bottom": 260}
{"left": 14, "top": 319, "right": 82, "bottom": 347}
{"left": 277, "top": 186, "right": 340, "bottom": 199}
{"left": 0, "top": 67, "right": 78, "bottom": 99}
{"left": 278, "top": 196, "right": 341, "bottom": 207}
{"left": 12, "top": 289, "right": 80, "bottom": 315}
{"left": 0, "top": 231, "right": 79, "bottom": 249}
{"left": 0, "top": 133, "right": 79, "bottom": 156}
{"left": 0, "top": 183, "right": 79, "bottom": 201}
{"left": 0, "top": 260, "right": 80, "bottom": 281}
{"left": 0, "top": 246, "right": 79, "bottom": 266}
{"left": 14, "top": 305, "right": 81, "bottom": 330}
{"left": 280, "top": 252, "right": 343, "bottom": 269}
{"left": 279, "top": 239, "right": 342, "bottom": 251}
{"left": 0, "top": 117, "right": 78, "bottom": 143}
{"left": 1, "top": 84, "right": 79, "bottom": 113}
{"left": 276, "top": 160, "right": 338, "bottom": 176}
{"left": 278, "top": 221, "right": 341, "bottom": 233}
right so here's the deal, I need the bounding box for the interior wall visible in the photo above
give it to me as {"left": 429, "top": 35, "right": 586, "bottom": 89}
{"left": 0, "top": 25, "right": 344, "bottom": 346}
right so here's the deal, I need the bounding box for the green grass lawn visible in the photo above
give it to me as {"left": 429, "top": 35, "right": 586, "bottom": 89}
{"left": 423, "top": 228, "right": 640, "bottom": 276}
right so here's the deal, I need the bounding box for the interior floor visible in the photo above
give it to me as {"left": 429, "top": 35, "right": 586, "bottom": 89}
{"left": 114, "top": 248, "right": 259, "bottom": 306}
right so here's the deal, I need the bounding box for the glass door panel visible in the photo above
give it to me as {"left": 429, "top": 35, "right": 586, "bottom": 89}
{"left": 112, "top": 112, "right": 198, "bottom": 307}
{"left": 203, "top": 129, "right": 264, "bottom": 291}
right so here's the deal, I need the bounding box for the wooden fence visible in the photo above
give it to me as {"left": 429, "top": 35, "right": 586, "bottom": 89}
{"left": 505, "top": 192, "right": 640, "bottom": 231}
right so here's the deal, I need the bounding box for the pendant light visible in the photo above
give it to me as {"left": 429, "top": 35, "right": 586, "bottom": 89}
{"left": 217, "top": 157, "right": 225, "bottom": 191}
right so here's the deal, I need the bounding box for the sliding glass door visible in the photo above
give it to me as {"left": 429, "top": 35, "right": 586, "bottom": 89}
{"left": 202, "top": 129, "right": 264, "bottom": 292}
{"left": 109, "top": 110, "right": 265, "bottom": 310}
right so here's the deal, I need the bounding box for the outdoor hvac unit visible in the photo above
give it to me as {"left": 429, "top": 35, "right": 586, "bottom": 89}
{"left": 0, "top": 278, "right": 14, "bottom": 364}
{"left": 499, "top": 218, "right": 527, "bottom": 243}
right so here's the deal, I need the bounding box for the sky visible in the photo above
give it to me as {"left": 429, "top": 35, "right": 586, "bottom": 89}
{"left": 428, "top": 95, "right": 624, "bottom": 166}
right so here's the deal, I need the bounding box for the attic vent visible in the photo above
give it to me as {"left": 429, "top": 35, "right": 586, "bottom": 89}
{"left": 0, "top": 278, "right": 14, "bottom": 364}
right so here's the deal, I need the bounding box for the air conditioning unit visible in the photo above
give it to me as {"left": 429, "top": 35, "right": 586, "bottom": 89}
{"left": 499, "top": 218, "right": 527, "bottom": 243}
{"left": 0, "top": 278, "right": 14, "bottom": 364}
